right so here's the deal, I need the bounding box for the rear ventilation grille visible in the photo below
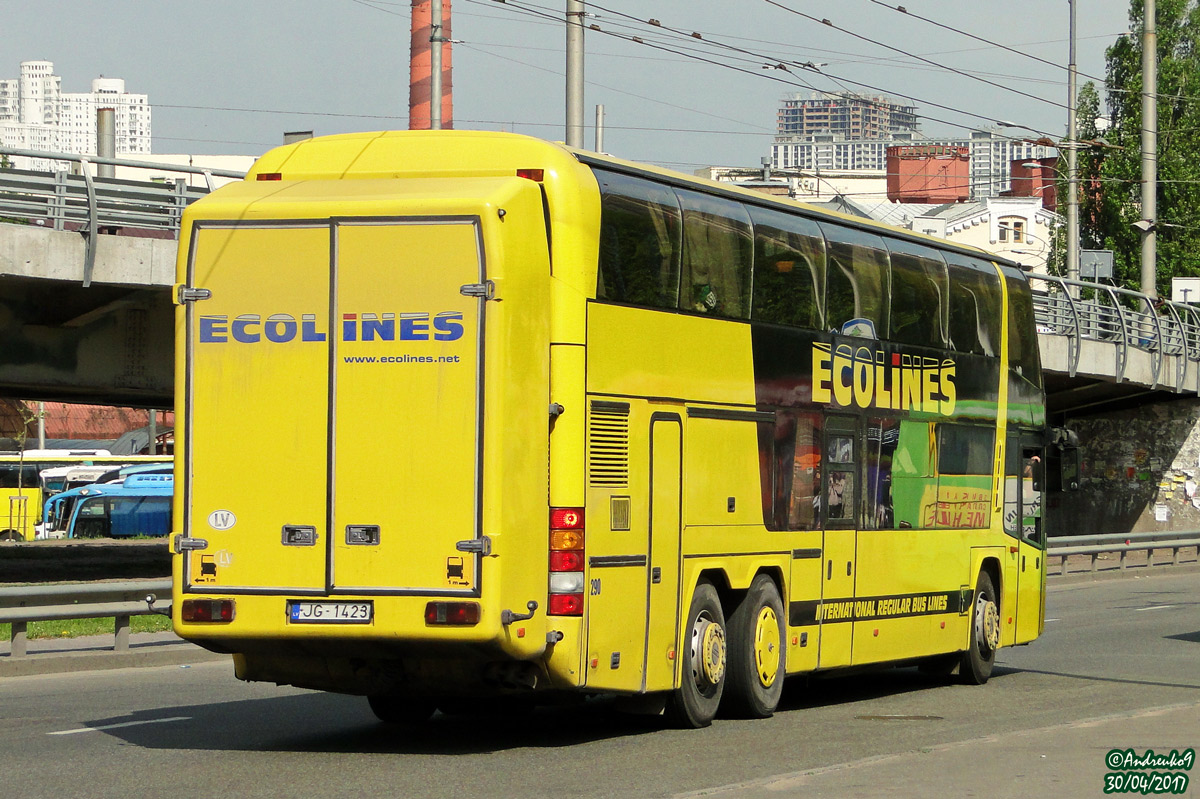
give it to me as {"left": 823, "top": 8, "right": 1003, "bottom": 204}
{"left": 589, "top": 401, "right": 630, "bottom": 488}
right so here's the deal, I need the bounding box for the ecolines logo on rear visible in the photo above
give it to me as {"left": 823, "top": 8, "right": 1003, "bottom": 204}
{"left": 199, "top": 312, "right": 465, "bottom": 343}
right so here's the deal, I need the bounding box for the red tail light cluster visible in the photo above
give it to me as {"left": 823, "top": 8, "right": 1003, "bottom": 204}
{"left": 180, "top": 598, "right": 235, "bottom": 623}
{"left": 548, "top": 507, "right": 585, "bottom": 616}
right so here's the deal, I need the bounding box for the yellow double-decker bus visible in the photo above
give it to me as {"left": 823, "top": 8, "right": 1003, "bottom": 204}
{"left": 173, "top": 131, "right": 1067, "bottom": 728}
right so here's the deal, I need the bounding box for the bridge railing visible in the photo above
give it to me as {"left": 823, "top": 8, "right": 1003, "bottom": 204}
{"left": 0, "top": 146, "right": 246, "bottom": 285}
{"left": 1027, "top": 273, "right": 1200, "bottom": 388}
{"left": 1047, "top": 531, "right": 1200, "bottom": 576}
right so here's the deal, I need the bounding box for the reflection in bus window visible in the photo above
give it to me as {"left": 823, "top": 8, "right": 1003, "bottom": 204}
{"left": 944, "top": 254, "right": 1002, "bottom": 356}
{"left": 595, "top": 169, "right": 682, "bottom": 309}
{"left": 825, "top": 430, "right": 856, "bottom": 523}
{"left": 677, "top": 189, "right": 753, "bottom": 319}
{"left": 887, "top": 240, "right": 949, "bottom": 348}
{"left": 748, "top": 206, "right": 825, "bottom": 330}
{"left": 821, "top": 223, "right": 890, "bottom": 337}
{"left": 864, "top": 418, "right": 900, "bottom": 529}
{"left": 935, "top": 424, "right": 994, "bottom": 529}
{"left": 757, "top": 411, "right": 821, "bottom": 531}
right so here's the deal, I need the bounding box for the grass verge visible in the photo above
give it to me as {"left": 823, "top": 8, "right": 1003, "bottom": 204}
{"left": 1, "top": 615, "right": 172, "bottom": 640}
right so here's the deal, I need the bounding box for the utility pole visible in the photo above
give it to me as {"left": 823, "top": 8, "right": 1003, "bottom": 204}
{"left": 565, "top": 0, "right": 585, "bottom": 147}
{"left": 1065, "top": 0, "right": 1080, "bottom": 290}
{"left": 430, "top": 0, "right": 443, "bottom": 130}
{"left": 1141, "top": 0, "right": 1158, "bottom": 297}
{"left": 595, "top": 104, "right": 604, "bottom": 153}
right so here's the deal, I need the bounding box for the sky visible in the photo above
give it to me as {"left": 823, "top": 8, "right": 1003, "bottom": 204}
{"left": 2, "top": 0, "right": 1134, "bottom": 171}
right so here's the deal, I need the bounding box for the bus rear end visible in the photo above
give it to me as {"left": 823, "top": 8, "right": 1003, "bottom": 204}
{"left": 173, "top": 132, "right": 582, "bottom": 710}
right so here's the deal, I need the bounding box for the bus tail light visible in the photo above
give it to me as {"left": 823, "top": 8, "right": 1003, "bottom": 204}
{"left": 517, "top": 168, "right": 545, "bottom": 182}
{"left": 180, "top": 598, "right": 235, "bottom": 623}
{"left": 425, "top": 601, "right": 481, "bottom": 626}
{"left": 548, "top": 506, "right": 585, "bottom": 616}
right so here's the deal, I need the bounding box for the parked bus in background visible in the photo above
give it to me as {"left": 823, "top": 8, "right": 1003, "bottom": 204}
{"left": 64, "top": 473, "right": 173, "bottom": 539}
{"left": 1, "top": 451, "right": 171, "bottom": 541}
{"left": 40, "top": 463, "right": 175, "bottom": 539}
{"left": 173, "top": 131, "right": 1075, "bottom": 728}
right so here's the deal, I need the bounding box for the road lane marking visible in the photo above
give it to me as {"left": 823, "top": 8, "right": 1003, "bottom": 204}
{"left": 1134, "top": 605, "right": 1176, "bottom": 612}
{"left": 48, "top": 716, "right": 190, "bottom": 735}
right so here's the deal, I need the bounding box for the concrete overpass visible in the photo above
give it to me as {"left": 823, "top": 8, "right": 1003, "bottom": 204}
{"left": 2, "top": 147, "right": 1197, "bottom": 416}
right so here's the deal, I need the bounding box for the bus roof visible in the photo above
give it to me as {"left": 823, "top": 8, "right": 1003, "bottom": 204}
{"left": 242, "top": 130, "right": 1023, "bottom": 272}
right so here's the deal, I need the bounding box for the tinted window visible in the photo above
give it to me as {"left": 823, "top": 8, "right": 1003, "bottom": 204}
{"left": 887, "top": 240, "right": 948, "bottom": 348}
{"left": 821, "top": 223, "right": 889, "bottom": 337}
{"left": 937, "top": 424, "right": 995, "bottom": 475}
{"left": 0, "top": 463, "right": 39, "bottom": 489}
{"left": 757, "top": 411, "right": 821, "bottom": 531}
{"left": 748, "top": 206, "right": 825, "bottom": 330}
{"left": 1003, "top": 267, "right": 1042, "bottom": 387}
{"left": 677, "top": 189, "right": 753, "bottom": 319}
{"left": 595, "top": 169, "right": 682, "bottom": 309}
{"left": 944, "top": 253, "right": 1002, "bottom": 356}
{"left": 863, "top": 417, "right": 900, "bottom": 529}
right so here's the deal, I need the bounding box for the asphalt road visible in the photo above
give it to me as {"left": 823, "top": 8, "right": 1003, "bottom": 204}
{"left": 2, "top": 569, "right": 1197, "bottom": 799}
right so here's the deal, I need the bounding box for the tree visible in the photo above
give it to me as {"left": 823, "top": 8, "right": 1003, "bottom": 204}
{"left": 1080, "top": 0, "right": 1200, "bottom": 294}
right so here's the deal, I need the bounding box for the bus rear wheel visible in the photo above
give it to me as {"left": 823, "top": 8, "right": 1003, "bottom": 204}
{"left": 367, "top": 694, "right": 437, "bottom": 725}
{"left": 959, "top": 571, "right": 1000, "bottom": 685}
{"left": 0, "top": 529, "right": 23, "bottom": 542}
{"left": 665, "top": 581, "right": 726, "bottom": 728}
{"left": 722, "top": 574, "right": 785, "bottom": 718}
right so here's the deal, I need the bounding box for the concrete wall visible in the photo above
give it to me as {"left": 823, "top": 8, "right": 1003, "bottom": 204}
{"left": 1051, "top": 398, "right": 1200, "bottom": 535}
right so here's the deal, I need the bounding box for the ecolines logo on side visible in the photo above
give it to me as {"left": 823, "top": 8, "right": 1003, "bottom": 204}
{"left": 811, "top": 342, "right": 957, "bottom": 415}
{"left": 199, "top": 312, "right": 466, "bottom": 343}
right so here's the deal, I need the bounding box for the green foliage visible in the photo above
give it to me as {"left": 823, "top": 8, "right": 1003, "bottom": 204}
{"left": 1086, "top": 0, "right": 1200, "bottom": 293}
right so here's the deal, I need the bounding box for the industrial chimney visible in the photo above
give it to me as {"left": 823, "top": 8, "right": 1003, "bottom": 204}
{"left": 410, "top": 0, "right": 453, "bottom": 130}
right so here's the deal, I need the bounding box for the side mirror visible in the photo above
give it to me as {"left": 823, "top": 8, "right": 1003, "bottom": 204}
{"left": 1059, "top": 446, "right": 1080, "bottom": 491}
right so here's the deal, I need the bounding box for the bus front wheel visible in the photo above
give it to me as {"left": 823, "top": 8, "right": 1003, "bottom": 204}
{"left": 722, "top": 574, "right": 785, "bottom": 718}
{"left": 0, "top": 529, "right": 23, "bottom": 542}
{"left": 665, "top": 581, "right": 726, "bottom": 728}
{"left": 960, "top": 571, "right": 1000, "bottom": 685}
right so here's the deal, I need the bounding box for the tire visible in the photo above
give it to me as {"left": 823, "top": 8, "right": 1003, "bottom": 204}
{"left": 917, "top": 653, "right": 960, "bottom": 678}
{"left": 665, "top": 581, "right": 727, "bottom": 728}
{"left": 0, "top": 529, "right": 24, "bottom": 542}
{"left": 367, "top": 694, "right": 437, "bottom": 725}
{"left": 959, "top": 571, "right": 1000, "bottom": 685}
{"left": 722, "top": 574, "right": 785, "bottom": 718}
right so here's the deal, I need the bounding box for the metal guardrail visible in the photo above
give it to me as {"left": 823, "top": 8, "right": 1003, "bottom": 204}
{"left": 1047, "top": 531, "right": 1200, "bottom": 576}
{"left": 0, "top": 145, "right": 246, "bottom": 286}
{"left": 0, "top": 534, "right": 1196, "bottom": 662}
{"left": 0, "top": 578, "right": 170, "bottom": 658}
{"left": 1027, "top": 273, "right": 1200, "bottom": 390}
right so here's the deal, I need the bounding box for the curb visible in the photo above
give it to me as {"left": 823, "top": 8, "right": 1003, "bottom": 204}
{"left": 0, "top": 635, "right": 228, "bottom": 678}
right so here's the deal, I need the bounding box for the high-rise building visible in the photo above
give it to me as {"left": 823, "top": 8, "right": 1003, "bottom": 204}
{"left": 776, "top": 92, "right": 918, "bottom": 140}
{"left": 0, "top": 60, "right": 151, "bottom": 166}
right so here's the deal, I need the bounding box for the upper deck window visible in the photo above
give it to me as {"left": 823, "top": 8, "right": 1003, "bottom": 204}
{"left": 676, "top": 189, "right": 753, "bottom": 319}
{"left": 944, "top": 253, "right": 1002, "bottom": 357}
{"left": 886, "top": 239, "right": 949, "bottom": 349}
{"left": 595, "top": 169, "right": 682, "bottom": 310}
{"left": 820, "top": 222, "right": 890, "bottom": 337}
{"left": 748, "top": 205, "right": 825, "bottom": 331}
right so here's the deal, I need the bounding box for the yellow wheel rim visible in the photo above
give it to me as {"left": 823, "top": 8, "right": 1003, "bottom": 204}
{"left": 753, "top": 606, "right": 781, "bottom": 686}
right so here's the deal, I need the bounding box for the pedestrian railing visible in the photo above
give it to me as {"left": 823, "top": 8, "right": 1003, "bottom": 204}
{"left": 1027, "top": 274, "right": 1200, "bottom": 389}
{"left": 1046, "top": 531, "right": 1200, "bottom": 576}
{"left": 0, "top": 145, "right": 245, "bottom": 286}
{"left": 0, "top": 578, "right": 170, "bottom": 658}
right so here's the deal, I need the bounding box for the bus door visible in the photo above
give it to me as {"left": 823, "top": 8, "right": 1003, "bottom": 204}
{"left": 584, "top": 410, "right": 682, "bottom": 693}
{"left": 819, "top": 416, "right": 857, "bottom": 668}
{"left": 1006, "top": 435, "right": 1045, "bottom": 644}
{"left": 328, "top": 219, "right": 485, "bottom": 595}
